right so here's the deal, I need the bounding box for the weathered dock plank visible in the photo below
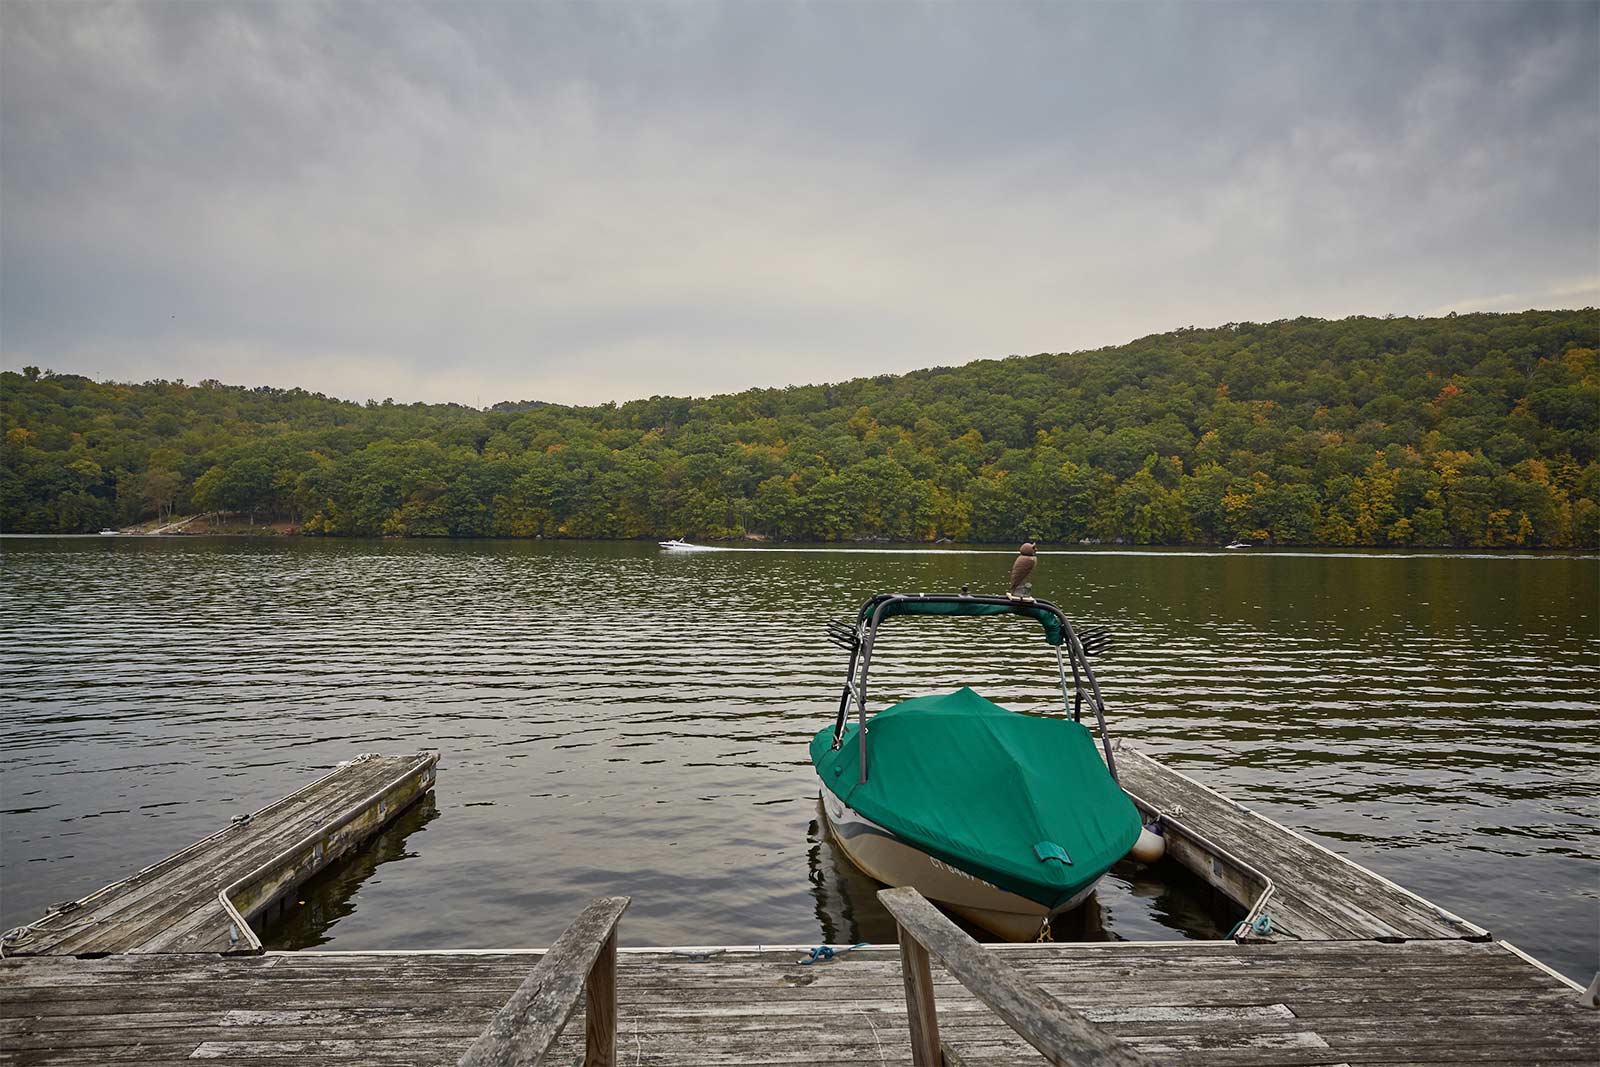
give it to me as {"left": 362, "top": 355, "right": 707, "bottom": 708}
{"left": 1114, "top": 747, "right": 1486, "bottom": 942}
{"left": 2, "top": 940, "right": 1593, "bottom": 1066}
{"left": 1, "top": 753, "right": 438, "bottom": 957}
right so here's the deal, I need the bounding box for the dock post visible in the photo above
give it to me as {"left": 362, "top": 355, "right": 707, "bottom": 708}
{"left": 896, "top": 923, "right": 942, "bottom": 1066}
{"left": 584, "top": 925, "right": 619, "bottom": 1066}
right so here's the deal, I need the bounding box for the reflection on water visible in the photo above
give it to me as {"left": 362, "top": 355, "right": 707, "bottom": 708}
{"left": 807, "top": 805, "right": 895, "bottom": 946}
{"left": 1, "top": 537, "right": 1594, "bottom": 981}
{"left": 261, "top": 792, "right": 439, "bottom": 949}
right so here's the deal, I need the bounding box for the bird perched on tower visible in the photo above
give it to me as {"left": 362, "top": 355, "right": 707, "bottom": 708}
{"left": 1008, "top": 542, "right": 1037, "bottom": 600}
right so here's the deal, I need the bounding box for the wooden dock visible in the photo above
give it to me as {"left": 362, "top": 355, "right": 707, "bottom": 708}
{"left": 3, "top": 938, "right": 1594, "bottom": 1065}
{"left": 1, "top": 752, "right": 437, "bottom": 957}
{"left": 1113, "top": 748, "right": 1485, "bottom": 943}
{"left": 3, "top": 744, "right": 1594, "bottom": 1066}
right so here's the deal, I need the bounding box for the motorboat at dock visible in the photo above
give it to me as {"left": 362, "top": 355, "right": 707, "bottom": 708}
{"left": 811, "top": 592, "right": 1146, "bottom": 940}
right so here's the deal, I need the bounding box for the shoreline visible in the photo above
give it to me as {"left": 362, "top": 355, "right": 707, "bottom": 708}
{"left": 3, "top": 529, "right": 1596, "bottom": 558}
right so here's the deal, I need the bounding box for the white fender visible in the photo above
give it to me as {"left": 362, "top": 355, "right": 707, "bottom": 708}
{"left": 1129, "top": 822, "right": 1167, "bottom": 864}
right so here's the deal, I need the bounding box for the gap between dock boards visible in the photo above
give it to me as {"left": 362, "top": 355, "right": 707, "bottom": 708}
{"left": 1, "top": 751, "right": 438, "bottom": 958}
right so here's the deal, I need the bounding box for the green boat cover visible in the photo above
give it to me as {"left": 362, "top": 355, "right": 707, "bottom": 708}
{"left": 857, "top": 596, "right": 1066, "bottom": 645}
{"left": 811, "top": 687, "right": 1141, "bottom": 909}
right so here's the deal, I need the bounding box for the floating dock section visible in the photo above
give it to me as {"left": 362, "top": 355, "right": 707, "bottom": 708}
{"left": 1, "top": 752, "right": 438, "bottom": 957}
{"left": 2, "top": 744, "right": 1595, "bottom": 1066}
{"left": 1114, "top": 747, "right": 1486, "bottom": 942}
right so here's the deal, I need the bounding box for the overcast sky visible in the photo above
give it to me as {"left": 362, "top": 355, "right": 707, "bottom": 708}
{"left": 2, "top": 2, "right": 1596, "bottom": 407}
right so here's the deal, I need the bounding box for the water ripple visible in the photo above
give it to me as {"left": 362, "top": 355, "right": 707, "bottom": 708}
{"left": 0, "top": 537, "right": 1595, "bottom": 981}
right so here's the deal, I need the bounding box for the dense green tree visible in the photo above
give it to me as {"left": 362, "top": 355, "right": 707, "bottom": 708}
{"left": 3, "top": 310, "right": 1597, "bottom": 548}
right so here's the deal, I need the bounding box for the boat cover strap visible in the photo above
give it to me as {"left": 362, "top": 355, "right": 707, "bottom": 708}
{"left": 1034, "top": 841, "right": 1073, "bottom": 866}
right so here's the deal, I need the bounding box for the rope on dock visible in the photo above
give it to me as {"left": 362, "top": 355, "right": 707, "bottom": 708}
{"left": 1, "top": 901, "right": 91, "bottom": 958}
{"left": 1229, "top": 911, "right": 1276, "bottom": 941}
{"left": 798, "top": 942, "right": 868, "bottom": 965}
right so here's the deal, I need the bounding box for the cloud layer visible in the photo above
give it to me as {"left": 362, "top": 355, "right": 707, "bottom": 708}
{"left": 3, "top": 2, "right": 1596, "bottom": 405}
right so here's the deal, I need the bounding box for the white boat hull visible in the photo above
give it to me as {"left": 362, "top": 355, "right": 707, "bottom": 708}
{"left": 820, "top": 785, "right": 1100, "bottom": 941}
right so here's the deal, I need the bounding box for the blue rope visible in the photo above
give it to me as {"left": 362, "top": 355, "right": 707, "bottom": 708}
{"left": 799, "top": 942, "right": 868, "bottom": 965}
{"left": 1229, "top": 912, "right": 1273, "bottom": 940}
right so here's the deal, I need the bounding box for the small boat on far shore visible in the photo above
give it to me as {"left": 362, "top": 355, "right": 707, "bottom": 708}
{"left": 1226, "top": 540, "right": 1250, "bottom": 549}
{"left": 98, "top": 529, "right": 119, "bottom": 537}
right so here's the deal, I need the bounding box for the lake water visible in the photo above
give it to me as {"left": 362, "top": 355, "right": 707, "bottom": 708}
{"left": 1, "top": 537, "right": 1595, "bottom": 981}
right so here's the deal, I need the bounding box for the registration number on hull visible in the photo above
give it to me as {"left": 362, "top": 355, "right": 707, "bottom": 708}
{"left": 928, "top": 854, "right": 987, "bottom": 886}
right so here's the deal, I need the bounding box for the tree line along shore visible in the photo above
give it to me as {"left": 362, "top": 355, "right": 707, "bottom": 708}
{"left": 3, "top": 309, "right": 1597, "bottom": 548}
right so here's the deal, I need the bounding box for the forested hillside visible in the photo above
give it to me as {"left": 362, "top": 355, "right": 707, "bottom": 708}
{"left": 3, "top": 310, "right": 1598, "bottom": 547}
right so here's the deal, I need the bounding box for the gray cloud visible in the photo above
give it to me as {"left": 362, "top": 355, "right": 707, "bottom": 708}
{"left": 3, "top": 1, "right": 1596, "bottom": 405}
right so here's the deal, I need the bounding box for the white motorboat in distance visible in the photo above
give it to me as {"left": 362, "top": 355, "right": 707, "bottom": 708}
{"left": 1225, "top": 540, "right": 1251, "bottom": 549}
{"left": 658, "top": 538, "right": 714, "bottom": 551}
